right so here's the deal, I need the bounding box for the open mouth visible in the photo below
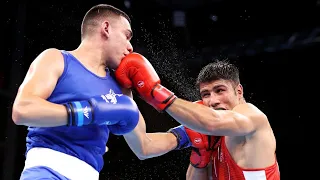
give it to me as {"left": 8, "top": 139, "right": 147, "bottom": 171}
{"left": 215, "top": 107, "right": 226, "bottom": 110}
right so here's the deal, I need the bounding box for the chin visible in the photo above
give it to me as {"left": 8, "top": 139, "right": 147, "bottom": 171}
{"left": 109, "top": 61, "right": 120, "bottom": 70}
{"left": 115, "top": 62, "right": 121, "bottom": 69}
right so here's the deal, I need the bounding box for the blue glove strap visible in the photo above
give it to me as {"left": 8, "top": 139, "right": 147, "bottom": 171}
{"left": 168, "top": 125, "right": 191, "bottom": 150}
{"left": 65, "top": 100, "right": 93, "bottom": 126}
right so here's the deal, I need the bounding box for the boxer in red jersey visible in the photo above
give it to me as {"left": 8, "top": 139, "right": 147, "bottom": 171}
{"left": 185, "top": 61, "right": 280, "bottom": 180}
{"left": 115, "top": 53, "right": 280, "bottom": 180}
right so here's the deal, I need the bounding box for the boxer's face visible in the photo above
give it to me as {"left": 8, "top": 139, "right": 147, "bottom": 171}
{"left": 199, "top": 79, "right": 243, "bottom": 110}
{"left": 105, "top": 16, "right": 133, "bottom": 69}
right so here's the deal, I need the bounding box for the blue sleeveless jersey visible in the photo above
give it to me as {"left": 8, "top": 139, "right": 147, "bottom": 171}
{"left": 26, "top": 50, "right": 123, "bottom": 172}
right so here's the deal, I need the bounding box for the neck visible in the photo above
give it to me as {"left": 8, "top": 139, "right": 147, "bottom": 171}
{"left": 239, "top": 97, "right": 246, "bottom": 104}
{"left": 72, "top": 37, "right": 107, "bottom": 69}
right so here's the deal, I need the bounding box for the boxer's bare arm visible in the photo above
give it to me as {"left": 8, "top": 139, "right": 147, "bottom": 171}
{"left": 186, "top": 164, "right": 209, "bottom": 180}
{"left": 12, "top": 48, "right": 68, "bottom": 127}
{"left": 122, "top": 89, "right": 177, "bottom": 160}
{"left": 166, "top": 98, "right": 267, "bottom": 136}
{"left": 123, "top": 113, "right": 177, "bottom": 160}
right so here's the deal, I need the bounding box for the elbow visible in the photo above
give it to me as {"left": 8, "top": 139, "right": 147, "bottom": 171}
{"left": 136, "top": 137, "right": 154, "bottom": 160}
{"left": 12, "top": 107, "right": 23, "bottom": 125}
{"left": 135, "top": 149, "right": 150, "bottom": 160}
{"left": 137, "top": 154, "right": 147, "bottom": 160}
{"left": 135, "top": 145, "right": 153, "bottom": 160}
{"left": 127, "top": 143, "right": 150, "bottom": 160}
{"left": 12, "top": 103, "right": 28, "bottom": 125}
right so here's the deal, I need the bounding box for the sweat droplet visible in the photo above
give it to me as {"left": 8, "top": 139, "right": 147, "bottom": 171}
{"left": 138, "top": 21, "right": 199, "bottom": 101}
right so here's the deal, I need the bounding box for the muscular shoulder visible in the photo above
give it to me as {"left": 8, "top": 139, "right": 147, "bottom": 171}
{"left": 233, "top": 103, "right": 265, "bottom": 117}
{"left": 233, "top": 103, "right": 268, "bottom": 129}
{"left": 32, "top": 48, "right": 64, "bottom": 77}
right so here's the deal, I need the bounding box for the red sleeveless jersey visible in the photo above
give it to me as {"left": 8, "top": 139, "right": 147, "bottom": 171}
{"left": 211, "top": 137, "right": 280, "bottom": 180}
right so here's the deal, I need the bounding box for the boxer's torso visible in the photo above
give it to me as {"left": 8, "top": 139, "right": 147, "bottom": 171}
{"left": 26, "top": 50, "right": 123, "bottom": 172}
{"left": 211, "top": 134, "right": 280, "bottom": 180}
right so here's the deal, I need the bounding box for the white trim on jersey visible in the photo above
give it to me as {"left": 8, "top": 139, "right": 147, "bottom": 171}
{"left": 243, "top": 170, "right": 267, "bottom": 180}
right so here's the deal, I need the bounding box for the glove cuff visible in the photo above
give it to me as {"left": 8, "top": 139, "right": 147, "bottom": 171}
{"left": 63, "top": 103, "right": 74, "bottom": 126}
{"left": 168, "top": 125, "right": 191, "bottom": 150}
{"left": 63, "top": 100, "right": 93, "bottom": 126}
{"left": 151, "top": 84, "right": 177, "bottom": 112}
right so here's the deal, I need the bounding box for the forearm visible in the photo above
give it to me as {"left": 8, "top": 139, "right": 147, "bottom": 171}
{"left": 124, "top": 131, "right": 177, "bottom": 160}
{"left": 124, "top": 113, "right": 177, "bottom": 160}
{"left": 166, "top": 98, "right": 218, "bottom": 135}
{"left": 144, "top": 132, "right": 177, "bottom": 157}
{"left": 12, "top": 95, "right": 68, "bottom": 127}
{"left": 124, "top": 133, "right": 177, "bottom": 160}
{"left": 186, "top": 164, "right": 209, "bottom": 180}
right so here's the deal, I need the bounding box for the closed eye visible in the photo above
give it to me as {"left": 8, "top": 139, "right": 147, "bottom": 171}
{"left": 201, "top": 93, "right": 210, "bottom": 98}
{"left": 215, "top": 89, "right": 224, "bottom": 93}
{"left": 126, "top": 30, "right": 133, "bottom": 40}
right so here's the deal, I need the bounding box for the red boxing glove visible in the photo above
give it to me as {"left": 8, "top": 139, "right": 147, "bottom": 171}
{"left": 193, "top": 100, "right": 204, "bottom": 105}
{"left": 115, "top": 53, "right": 176, "bottom": 112}
{"left": 186, "top": 127, "right": 221, "bottom": 168}
{"left": 186, "top": 100, "right": 221, "bottom": 168}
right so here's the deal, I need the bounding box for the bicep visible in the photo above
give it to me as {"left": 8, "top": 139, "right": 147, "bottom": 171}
{"left": 122, "top": 88, "right": 145, "bottom": 139}
{"left": 124, "top": 112, "right": 147, "bottom": 139}
{"left": 123, "top": 112, "right": 149, "bottom": 159}
{"left": 214, "top": 104, "right": 265, "bottom": 136}
{"left": 17, "top": 48, "right": 64, "bottom": 100}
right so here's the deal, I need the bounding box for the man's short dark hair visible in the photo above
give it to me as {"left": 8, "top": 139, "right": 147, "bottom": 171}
{"left": 196, "top": 60, "right": 240, "bottom": 88}
{"left": 81, "top": 4, "right": 131, "bottom": 39}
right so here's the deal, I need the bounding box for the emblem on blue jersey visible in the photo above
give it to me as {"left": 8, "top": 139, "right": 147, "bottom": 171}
{"left": 100, "top": 89, "right": 123, "bottom": 104}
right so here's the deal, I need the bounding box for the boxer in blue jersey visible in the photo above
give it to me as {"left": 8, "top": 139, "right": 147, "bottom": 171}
{"left": 13, "top": 4, "right": 193, "bottom": 180}
{"left": 12, "top": 4, "right": 140, "bottom": 180}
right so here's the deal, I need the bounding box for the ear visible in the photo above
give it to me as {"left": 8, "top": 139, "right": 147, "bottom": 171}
{"left": 102, "top": 21, "right": 110, "bottom": 38}
{"left": 236, "top": 84, "right": 244, "bottom": 97}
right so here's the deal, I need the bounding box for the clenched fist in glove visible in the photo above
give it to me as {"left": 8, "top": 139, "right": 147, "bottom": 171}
{"left": 169, "top": 124, "right": 221, "bottom": 168}
{"left": 114, "top": 53, "right": 176, "bottom": 112}
{"left": 188, "top": 127, "right": 221, "bottom": 168}
{"left": 189, "top": 101, "right": 221, "bottom": 168}
{"left": 169, "top": 101, "right": 221, "bottom": 168}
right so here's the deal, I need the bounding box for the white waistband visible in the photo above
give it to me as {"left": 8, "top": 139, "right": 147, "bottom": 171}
{"left": 24, "top": 147, "right": 99, "bottom": 180}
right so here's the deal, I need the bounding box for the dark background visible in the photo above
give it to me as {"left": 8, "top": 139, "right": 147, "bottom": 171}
{"left": 2, "top": 0, "right": 319, "bottom": 179}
